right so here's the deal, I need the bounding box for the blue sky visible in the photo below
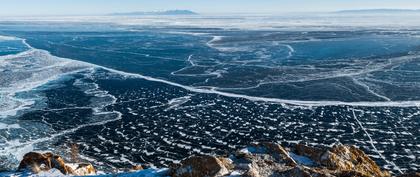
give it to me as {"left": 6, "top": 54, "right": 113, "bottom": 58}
{"left": 1, "top": 0, "right": 420, "bottom": 16}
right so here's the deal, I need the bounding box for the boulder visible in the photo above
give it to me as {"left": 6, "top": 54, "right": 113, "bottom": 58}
{"left": 172, "top": 155, "right": 231, "bottom": 177}
{"left": 17, "top": 152, "right": 95, "bottom": 176}
{"left": 17, "top": 152, "right": 52, "bottom": 173}
{"left": 294, "top": 144, "right": 390, "bottom": 177}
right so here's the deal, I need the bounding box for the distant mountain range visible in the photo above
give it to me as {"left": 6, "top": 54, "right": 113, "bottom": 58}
{"left": 109, "top": 10, "right": 198, "bottom": 16}
{"left": 336, "top": 9, "right": 420, "bottom": 13}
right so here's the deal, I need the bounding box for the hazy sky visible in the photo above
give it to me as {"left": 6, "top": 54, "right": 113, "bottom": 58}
{"left": 1, "top": 0, "right": 420, "bottom": 16}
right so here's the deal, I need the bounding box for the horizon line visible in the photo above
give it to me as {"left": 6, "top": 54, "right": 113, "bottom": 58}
{"left": 2, "top": 8, "right": 420, "bottom": 17}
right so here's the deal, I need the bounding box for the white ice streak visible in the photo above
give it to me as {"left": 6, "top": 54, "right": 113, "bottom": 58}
{"left": 165, "top": 95, "right": 192, "bottom": 111}
{"left": 0, "top": 36, "right": 19, "bottom": 41}
{"left": 206, "top": 36, "right": 248, "bottom": 52}
{"left": 170, "top": 54, "right": 226, "bottom": 78}
{"left": 351, "top": 108, "right": 402, "bottom": 174}
{"left": 104, "top": 65, "right": 420, "bottom": 108}
{"left": 351, "top": 78, "right": 391, "bottom": 101}
{"left": 283, "top": 44, "right": 295, "bottom": 58}
{"left": 207, "top": 36, "right": 223, "bottom": 47}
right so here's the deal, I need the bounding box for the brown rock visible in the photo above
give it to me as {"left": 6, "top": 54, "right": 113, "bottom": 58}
{"left": 17, "top": 152, "right": 95, "bottom": 176}
{"left": 172, "top": 155, "right": 231, "bottom": 177}
{"left": 131, "top": 165, "right": 144, "bottom": 171}
{"left": 280, "top": 166, "right": 312, "bottom": 177}
{"left": 242, "top": 165, "right": 260, "bottom": 177}
{"left": 17, "top": 152, "right": 52, "bottom": 172}
{"left": 50, "top": 154, "right": 73, "bottom": 175}
{"left": 326, "top": 145, "right": 390, "bottom": 177}
{"left": 295, "top": 144, "right": 390, "bottom": 177}
{"left": 218, "top": 157, "right": 234, "bottom": 171}
{"left": 261, "top": 142, "right": 297, "bottom": 167}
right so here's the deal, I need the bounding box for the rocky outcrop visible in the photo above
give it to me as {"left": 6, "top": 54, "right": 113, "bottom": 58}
{"left": 170, "top": 142, "right": 393, "bottom": 177}
{"left": 294, "top": 144, "right": 391, "bottom": 177}
{"left": 171, "top": 155, "right": 232, "bottom": 177}
{"left": 18, "top": 152, "right": 52, "bottom": 173}
{"left": 17, "top": 152, "right": 96, "bottom": 176}
{"left": 16, "top": 143, "right": 416, "bottom": 177}
{"left": 71, "top": 163, "right": 96, "bottom": 176}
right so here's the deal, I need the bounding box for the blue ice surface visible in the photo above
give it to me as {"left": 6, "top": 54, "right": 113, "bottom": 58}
{"left": 0, "top": 40, "right": 29, "bottom": 56}
{"left": 290, "top": 35, "right": 420, "bottom": 61}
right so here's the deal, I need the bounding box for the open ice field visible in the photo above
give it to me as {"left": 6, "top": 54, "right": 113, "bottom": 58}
{"left": 0, "top": 15, "right": 419, "bottom": 174}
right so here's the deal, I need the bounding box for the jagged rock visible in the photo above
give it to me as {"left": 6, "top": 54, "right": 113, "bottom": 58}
{"left": 261, "top": 142, "right": 297, "bottom": 167}
{"left": 325, "top": 145, "right": 390, "bottom": 177}
{"left": 242, "top": 160, "right": 291, "bottom": 177}
{"left": 173, "top": 143, "right": 390, "bottom": 177}
{"left": 294, "top": 144, "right": 390, "bottom": 177}
{"left": 218, "top": 157, "right": 235, "bottom": 171}
{"left": 17, "top": 152, "right": 95, "bottom": 176}
{"left": 172, "top": 155, "right": 231, "bottom": 177}
{"left": 237, "top": 143, "right": 311, "bottom": 177}
{"left": 18, "top": 152, "right": 52, "bottom": 173}
{"left": 50, "top": 154, "right": 74, "bottom": 175}
{"left": 72, "top": 163, "right": 96, "bottom": 176}
{"left": 398, "top": 172, "right": 420, "bottom": 177}
{"left": 236, "top": 143, "right": 296, "bottom": 167}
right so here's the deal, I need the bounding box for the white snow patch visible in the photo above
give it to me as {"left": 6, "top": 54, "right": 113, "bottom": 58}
{"left": 288, "top": 152, "right": 315, "bottom": 166}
